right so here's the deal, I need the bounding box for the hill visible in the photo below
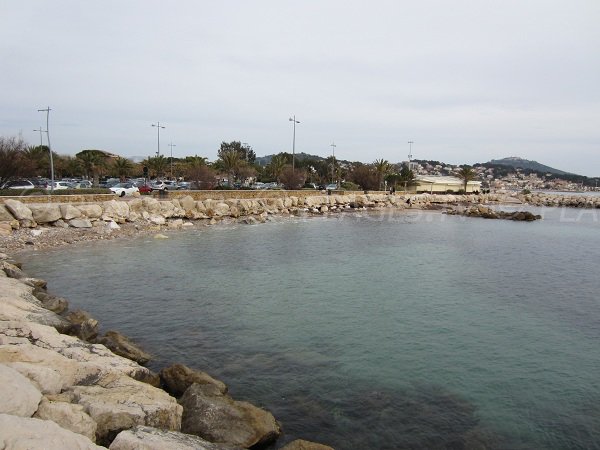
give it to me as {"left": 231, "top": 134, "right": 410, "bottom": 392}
{"left": 486, "top": 157, "right": 570, "bottom": 175}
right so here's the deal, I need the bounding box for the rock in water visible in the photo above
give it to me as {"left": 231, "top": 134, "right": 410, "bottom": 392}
{"left": 95, "top": 331, "right": 152, "bottom": 365}
{"left": 160, "top": 363, "right": 227, "bottom": 397}
{"left": 65, "top": 310, "right": 99, "bottom": 341}
{"left": 179, "top": 383, "right": 280, "bottom": 448}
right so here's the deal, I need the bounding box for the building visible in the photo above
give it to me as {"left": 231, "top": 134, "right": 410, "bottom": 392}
{"left": 411, "top": 175, "right": 481, "bottom": 193}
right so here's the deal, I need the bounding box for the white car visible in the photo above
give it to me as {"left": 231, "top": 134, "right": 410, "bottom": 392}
{"left": 109, "top": 182, "right": 139, "bottom": 197}
{"left": 45, "top": 181, "right": 72, "bottom": 190}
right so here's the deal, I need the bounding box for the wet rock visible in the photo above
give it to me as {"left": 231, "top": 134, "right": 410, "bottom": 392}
{"left": 179, "top": 383, "right": 280, "bottom": 448}
{"left": 95, "top": 330, "right": 152, "bottom": 365}
{"left": 280, "top": 439, "right": 334, "bottom": 450}
{"left": 109, "top": 425, "right": 243, "bottom": 450}
{"left": 160, "top": 363, "right": 227, "bottom": 397}
{"left": 0, "top": 363, "right": 42, "bottom": 417}
{"left": 34, "top": 396, "right": 98, "bottom": 442}
{"left": 65, "top": 310, "right": 99, "bottom": 341}
{"left": 0, "top": 413, "right": 105, "bottom": 449}
{"left": 34, "top": 291, "right": 69, "bottom": 314}
{"left": 1, "top": 260, "right": 27, "bottom": 278}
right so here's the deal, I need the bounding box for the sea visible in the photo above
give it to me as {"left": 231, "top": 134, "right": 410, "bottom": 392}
{"left": 20, "top": 206, "right": 600, "bottom": 449}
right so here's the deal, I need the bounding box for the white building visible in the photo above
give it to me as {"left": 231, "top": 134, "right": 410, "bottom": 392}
{"left": 411, "top": 175, "right": 481, "bottom": 193}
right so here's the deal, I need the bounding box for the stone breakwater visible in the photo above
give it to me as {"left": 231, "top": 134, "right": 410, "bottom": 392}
{"left": 0, "top": 192, "right": 513, "bottom": 234}
{"left": 0, "top": 253, "right": 336, "bottom": 449}
{"left": 518, "top": 192, "right": 600, "bottom": 208}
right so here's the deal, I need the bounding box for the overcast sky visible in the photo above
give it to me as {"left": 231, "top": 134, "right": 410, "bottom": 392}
{"left": 1, "top": 1, "right": 599, "bottom": 175}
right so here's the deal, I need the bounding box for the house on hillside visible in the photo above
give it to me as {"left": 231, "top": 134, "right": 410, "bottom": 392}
{"left": 411, "top": 175, "right": 481, "bottom": 193}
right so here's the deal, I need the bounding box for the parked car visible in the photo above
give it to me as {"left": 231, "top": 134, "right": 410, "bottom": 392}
{"left": 137, "top": 184, "right": 153, "bottom": 194}
{"left": 325, "top": 183, "right": 338, "bottom": 191}
{"left": 45, "top": 181, "right": 72, "bottom": 190}
{"left": 2, "top": 179, "right": 35, "bottom": 190}
{"left": 163, "top": 180, "right": 178, "bottom": 190}
{"left": 109, "top": 183, "right": 139, "bottom": 197}
{"left": 72, "top": 180, "right": 93, "bottom": 189}
{"left": 177, "top": 181, "right": 191, "bottom": 190}
{"left": 149, "top": 180, "right": 166, "bottom": 191}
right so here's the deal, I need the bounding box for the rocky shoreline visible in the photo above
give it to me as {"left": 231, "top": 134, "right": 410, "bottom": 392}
{"left": 1, "top": 190, "right": 598, "bottom": 448}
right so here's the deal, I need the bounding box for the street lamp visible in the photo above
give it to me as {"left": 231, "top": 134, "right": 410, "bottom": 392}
{"left": 168, "top": 142, "right": 176, "bottom": 179}
{"left": 408, "top": 140, "right": 414, "bottom": 161}
{"left": 151, "top": 122, "right": 165, "bottom": 157}
{"left": 37, "top": 107, "right": 54, "bottom": 193}
{"left": 242, "top": 142, "right": 249, "bottom": 162}
{"left": 289, "top": 115, "right": 300, "bottom": 172}
{"left": 330, "top": 141, "right": 337, "bottom": 186}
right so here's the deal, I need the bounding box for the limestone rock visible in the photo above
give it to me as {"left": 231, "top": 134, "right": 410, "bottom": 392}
{"left": 77, "top": 204, "right": 103, "bottom": 219}
{"left": 160, "top": 364, "right": 227, "bottom": 398}
{"left": 0, "top": 222, "right": 12, "bottom": 236}
{"left": 34, "top": 397, "right": 98, "bottom": 442}
{"left": 4, "top": 199, "right": 33, "bottom": 221}
{"left": 0, "top": 363, "right": 42, "bottom": 417}
{"left": 66, "top": 310, "right": 99, "bottom": 341}
{"left": 0, "top": 276, "right": 71, "bottom": 332}
{"left": 280, "top": 439, "right": 335, "bottom": 450}
{"left": 60, "top": 204, "right": 83, "bottom": 220}
{"left": 1, "top": 260, "right": 27, "bottom": 279}
{"left": 149, "top": 215, "right": 166, "bottom": 225}
{"left": 179, "top": 383, "right": 280, "bottom": 448}
{"left": 102, "top": 200, "right": 130, "bottom": 222}
{"left": 95, "top": 330, "right": 151, "bottom": 365}
{"left": 0, "top": 321, "right": 152, "bottom": 390}
{"left": 69, "top": 372, "right": 183, "bottom": 446}
{"left": 5, "top": 360, "right": 64, "bottom": 394}
{"left": 29, "top": 204, "right": 62, "bottom": 223}
{"left": 110, "top": 426, "right": 243, "bottom": 450}
{"left": 0, "top": 204, "right": 16, "bottom": 221}
{"left": 0, "top": 413, "right": 104, "bottom": 449}
{"left": 70, "top": 218, "right": 93, "bottom": 228}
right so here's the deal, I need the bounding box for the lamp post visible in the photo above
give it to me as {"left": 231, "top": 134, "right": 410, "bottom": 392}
{"left": 288, "top": 115, "right": 300, "bottom": 172}
{"left": 37, "top": 107, "right": 54, "bottom": 193}
{"left": 151, "top": 122, "right": 165, "bottom": 157}
{"left": 242, "top": 142, "right": 249, "bottom": 162}
{"left": 408, "top": 140, "right": 414, "bottom": 161}
{"left": 330, "top": 141, "right": 337, "bottom": 186}
{"left": 168, "top": 142, "right": 176, "bottom": 179}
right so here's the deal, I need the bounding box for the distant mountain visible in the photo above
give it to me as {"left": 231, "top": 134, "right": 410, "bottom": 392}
{"left": 486, "top": 157, "right": 570, "bottom": 175}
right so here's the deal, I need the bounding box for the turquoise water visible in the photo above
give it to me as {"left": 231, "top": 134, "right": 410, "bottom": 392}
{"left": 21, "top": 207, "right": 600, "bottom": 449}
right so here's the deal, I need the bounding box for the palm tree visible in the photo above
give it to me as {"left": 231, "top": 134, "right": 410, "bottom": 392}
{"left": 374, "top": 159, "right": 391, "bottom": 191}
{"left": 267, "top": 155, "right": 287, "bottom": 183}
{"left": 144, "top": 155, "right": 168, "bottom": 178}
{"left": 113, "top": 157, "right": 133, "bottom": 181}
{"left": 457, "top": 166, "right": 477, "bottom": 193}
{"left": 398, "top": 166, "right": 415, "bottom": 192}
{"left": 219, "top": 150, "right": 242, "bottom": 186}
{"left": 76, "top": 150, "right": 107, "bottom": 186}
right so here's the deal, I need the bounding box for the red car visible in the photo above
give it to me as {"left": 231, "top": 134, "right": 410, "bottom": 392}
{"left": 137, "top": 184, "right": 153, "bottom": 194}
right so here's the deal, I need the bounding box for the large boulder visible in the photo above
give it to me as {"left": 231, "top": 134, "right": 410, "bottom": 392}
{"left": 34, "top": 396, "right": 98, "bottom": 442}
{"left": 0, "top": 204, "right": 16, "bottom": 221}
{"left": 69, "top": 218, "right": 93, "bottom": 228}
{"left": 0, "top": 276, "right": 71, "bottom": 332}
{"left": 68, "top": 372, "right": 183, "bottom": 446}
{"left": 0, "top": 413, "right": 104, "bottom": 450}
{"left": 60, "top": 204, "right": 83, "bottom": 220}
{"left": 95, "top": 331, "right": 151, "bottom": 365}
{"left": 3, "top": 199, "right": 33, "bottom": 221}
{"left": 160, "top": 363, "right": 227, "bottom": 398}
{"left": 179, "top": 383, "right": 280, "bottom": 448}
{"left": 34, "top": 291, "right": 69, "bottom": 314}
{"left": 29, "top": 204, "right": 62, "bottom": 223}
{"left": 77, "top": 204, "right": 103, "bottom": 219}
{"left": 109, "top": 426, "right": 243, "bottom": 450}
{"left": 0, "top": 363, "right": 42, "bottom": 417}
{"left": 102, "top": 200, "right": 130, "bottom": 223}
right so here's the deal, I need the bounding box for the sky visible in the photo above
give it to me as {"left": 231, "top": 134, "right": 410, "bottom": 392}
{"left": 1, "top": 0, "right": 599, "bottom": 176}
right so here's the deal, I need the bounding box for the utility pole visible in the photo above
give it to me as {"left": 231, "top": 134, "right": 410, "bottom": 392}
{"left": 151, "top": 122, "right": 165, "bottom": 157}
{"left": 168, "top": 142, "right": 176, "bottom": 179}
{"left": 289, "top": 115, "right": 300, "bottom": 172}
{"left": 408, "top": 140, "right": 414, "bottom": 161}
{"left": 37, "top": 107, "right": 54, "bottom": 193}
{"left": 330, "top": 141, "right": 337, "bottom": 186}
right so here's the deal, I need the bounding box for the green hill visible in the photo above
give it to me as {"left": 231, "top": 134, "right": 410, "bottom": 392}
{"left": 487, "top": 157, "right": 570, "bottom": 175}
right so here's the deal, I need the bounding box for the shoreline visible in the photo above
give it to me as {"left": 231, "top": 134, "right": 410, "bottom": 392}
{"left": 1, "top": 191, "right": 598, "bottom": 448}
